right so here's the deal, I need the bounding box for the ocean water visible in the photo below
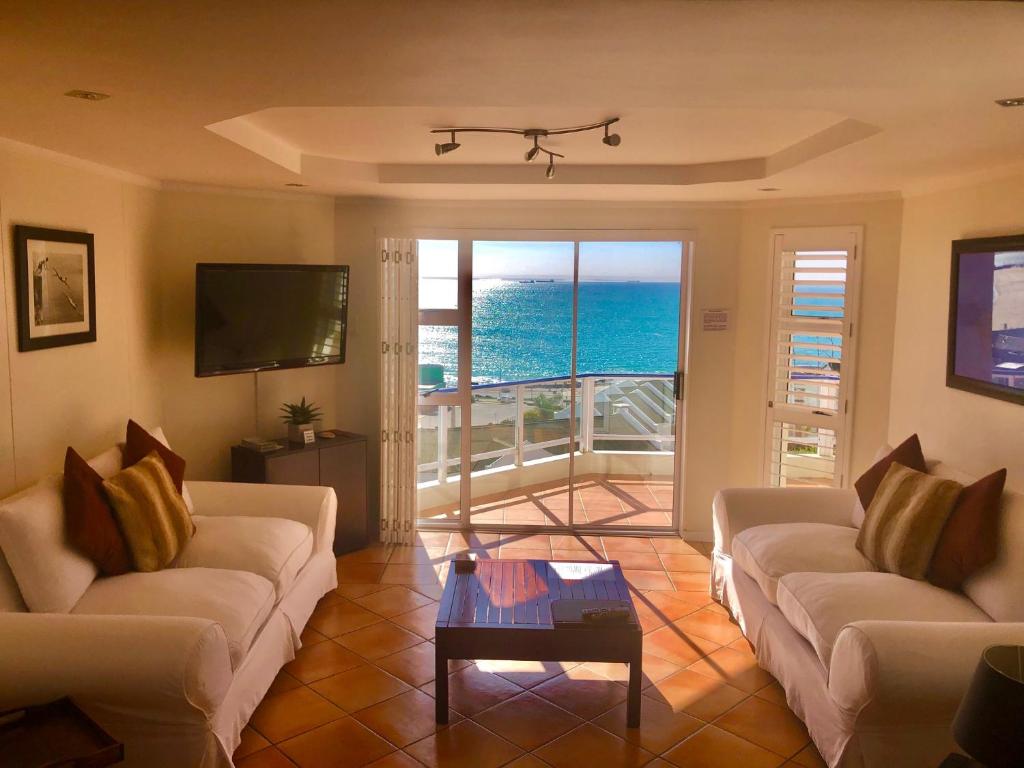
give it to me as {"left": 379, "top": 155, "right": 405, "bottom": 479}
{"left": 419, "top": 281, "right": 681, "bottom": 386}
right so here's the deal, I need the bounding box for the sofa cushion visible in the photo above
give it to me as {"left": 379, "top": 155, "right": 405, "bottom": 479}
{"left": 854, "top": 434, "right": 927, "bottom": 510}
{"left": 777, "top": 571, "right": 990, "bottom": 670}
{"left": 124, "top": 420, "right": 186, "bottom": 494}
{"left": 732, "top": 523, "right": 875, "bottom": 604}
{"left": 104, "top": 453, "right": 195, "bottom": 572}
{"left": 175, "top": 515, "right": 313, "bottom": 600}
{"left": 0, "top": 475, "right": 97, "bottom": 613}
{"left": 928, "top": 468, "right": 1007, "bottom": 591}
{"left": 64, "top": 446, "right": 131, "bottom": 576}
{"left": 857, "top": 463, "right": 963, "bottom": 580}
{"left": 72, "top": 567, "right": 275, "bottom": 669}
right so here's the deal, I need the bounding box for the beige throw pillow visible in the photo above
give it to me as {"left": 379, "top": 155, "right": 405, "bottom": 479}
{"left": 856, "top": 463, "right": 962, "bottom": 580}
{"left": 103, "top": 451, "right": 195, "bottom": 572}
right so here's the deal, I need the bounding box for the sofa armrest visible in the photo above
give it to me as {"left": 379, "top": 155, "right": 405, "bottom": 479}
{"left": 712, "top": 487, "right": 858, "bottom": 556}
{"left": 0, "top": 613, "right": 232, "bottom": 718}
{"left": 185, "top": 481, "right": 337, "bottom": 554}
{"left": 829, "top": 620, "right": 1024, "bottom": 727}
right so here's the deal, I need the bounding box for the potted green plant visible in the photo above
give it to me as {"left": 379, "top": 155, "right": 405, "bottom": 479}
{"left": 280, "top": 397, "right": 323, "bottom": 444}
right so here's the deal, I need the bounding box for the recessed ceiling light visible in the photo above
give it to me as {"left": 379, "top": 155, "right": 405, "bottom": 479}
{"left": 284, "top": 182, "right": 308, "bottom": 187}
{"left": 995, "top": 97, "right": 1024, "bottom": 108}
{"left": 758, "top": 187, "right": 781, "bottom": 192}
{"left": 64, "top": 89, "right": 110, "bottom": 101}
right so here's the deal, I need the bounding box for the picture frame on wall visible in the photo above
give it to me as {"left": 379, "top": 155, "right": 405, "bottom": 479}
{"left": 947, "top": 233, "right": 1024, "bottom": 405}
{"left": 13, "top": 225, "right": 96, "bottom": 351}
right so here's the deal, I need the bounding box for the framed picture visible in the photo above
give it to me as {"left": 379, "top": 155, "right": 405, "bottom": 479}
{"left": 948, "top": 233, "right": 1024, "bottom": 405}
{"left": 13, "top": 226, "right": 96, "bottom": 351}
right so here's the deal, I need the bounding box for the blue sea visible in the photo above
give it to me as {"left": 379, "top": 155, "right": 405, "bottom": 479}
{"left": 420, "top": 281, "right": 681, "bottom": 386}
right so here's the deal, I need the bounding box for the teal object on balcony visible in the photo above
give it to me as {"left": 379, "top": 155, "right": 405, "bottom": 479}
{"left": 419, "top": 364, "right": 444, "bottom": 388}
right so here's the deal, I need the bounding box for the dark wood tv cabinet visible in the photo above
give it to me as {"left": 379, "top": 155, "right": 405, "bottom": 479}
{"left": 231, "top": 430, "right": 368, "bottom": 555}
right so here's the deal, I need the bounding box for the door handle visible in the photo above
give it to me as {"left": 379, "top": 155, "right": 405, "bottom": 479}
{"left": 811, "top": 410, "right": 830, "bottom": 416}
{"left": 673, "top": 371, "right": 685, "bottom": 400}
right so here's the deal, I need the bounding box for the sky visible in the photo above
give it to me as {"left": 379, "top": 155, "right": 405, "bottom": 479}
{"left": 418, "top": 239, "right": 683, "bottom": 282}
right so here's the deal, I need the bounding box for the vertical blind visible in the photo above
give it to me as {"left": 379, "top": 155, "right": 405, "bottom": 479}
{"left": 379, "top": 237, "right": 418, "bottom": 545}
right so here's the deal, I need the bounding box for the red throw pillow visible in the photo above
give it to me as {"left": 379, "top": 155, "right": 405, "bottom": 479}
{"left": 123, "top": 420, "right": 186, "bottom": 493}
{"left": 63, "top": 447, "right": 131, "bottom": 575}
{"left": 928, "top": 469, "right": 1006, "bottom": 591}
{"left": 854, "top": 434, "right": 927, "bottom": 509}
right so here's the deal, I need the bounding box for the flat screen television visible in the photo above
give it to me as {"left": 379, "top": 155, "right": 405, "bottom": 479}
{"left": 195, "top": 263, "right": 349, "bottom": 377}
{"left": 948, "top": 234, "right": 1024, "bottom": 404}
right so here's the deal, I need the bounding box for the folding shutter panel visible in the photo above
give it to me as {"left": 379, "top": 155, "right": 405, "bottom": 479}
{"left": 764, "top": 228, "right": 861, "bottom": 488}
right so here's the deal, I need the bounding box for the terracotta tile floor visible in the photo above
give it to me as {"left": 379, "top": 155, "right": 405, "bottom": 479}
{"left": 419, "top": 476, "right": 674, "bottom": 528}
{"left": 237, "top": 534, "right": 825, "bottom": 768}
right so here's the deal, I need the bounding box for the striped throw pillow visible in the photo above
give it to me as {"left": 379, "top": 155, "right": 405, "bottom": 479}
{"left": 103, "top": 451, "right": 195, "bottom": 572}
{"left": 856, "top": 463, "right": 963, "bottom": 580}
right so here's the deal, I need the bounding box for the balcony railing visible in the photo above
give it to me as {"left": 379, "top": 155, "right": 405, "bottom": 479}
{"left": 417, "top": 373, "right": 675, "bottom": 486}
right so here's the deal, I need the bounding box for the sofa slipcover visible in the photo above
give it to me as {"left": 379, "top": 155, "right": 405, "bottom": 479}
{"left": 73, "top": 567, "right": 276, "bottom": 669}
{"left": 776, "top": 571, "right": 990, "bottom": 669}
{"left": 732, "top": 522, "right": 875, "bottom": 604}
{"left": 176, "top": 515, "right": 313, "bottom": 599}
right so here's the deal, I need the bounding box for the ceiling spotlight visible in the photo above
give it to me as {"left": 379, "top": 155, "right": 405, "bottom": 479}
{"left": 435, "top": 131, "right": 461, "bottom": 155}
{"left": 996, "top": 97, "right": 1024, "bottom": 108}
{"left": 602, "top": 124, "right": 621, "bottom": 147}
{"left": 545, "top": 157, "right": 555, "bottom": 179}
{"left": 525, "top": 137, "right": 541, "bottom": 162}
{"left": 64, "top": 89, "right": 110, "bottom": 101}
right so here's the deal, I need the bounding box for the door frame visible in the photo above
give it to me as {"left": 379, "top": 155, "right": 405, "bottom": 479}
{"left": 408, "top": 227, "right": 696, "bottom": 537}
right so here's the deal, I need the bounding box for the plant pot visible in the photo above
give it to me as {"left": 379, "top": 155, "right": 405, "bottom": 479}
{"left": 288, "top": 423, "right": 315, "bottom": 445}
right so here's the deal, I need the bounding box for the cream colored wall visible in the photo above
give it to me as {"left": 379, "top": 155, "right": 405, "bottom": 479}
{"left": 0, "top": 142, "right": 339, "bottom": 497}
{"left": 890, "top": 174, "right": 1024, "bottom": 489}
{"left": 0, "top": 141, "right": 163, "bottom": 497}
{"left": 732, "top": 197, "right": 904, "bottom": 488}
{"left": 151, "top": 188, "right": 338, "bottom": 481}
{"left": 334, "top": 197, "right": 904, "bottom": 537}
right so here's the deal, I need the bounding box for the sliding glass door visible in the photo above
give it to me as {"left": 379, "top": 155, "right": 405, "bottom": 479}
{"left": 416, "top": 231, "right": 690, "bottom": 534}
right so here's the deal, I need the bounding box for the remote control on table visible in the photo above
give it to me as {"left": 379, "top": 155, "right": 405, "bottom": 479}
{"left": 581, "top": 606, "right": 631, "bottom": 624}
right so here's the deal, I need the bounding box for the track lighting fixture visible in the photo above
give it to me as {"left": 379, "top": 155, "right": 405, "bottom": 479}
{"left": 430, "top": 118, "right": 620, "bottom": 178}
{"left": 525, "top": 137, "right": 540, "bottom": 162}
{"left": 602, "top": 123, "right": 621, "bottom": 147}
{"left": 434, "top": 131, "right": 461, "bottom": 156}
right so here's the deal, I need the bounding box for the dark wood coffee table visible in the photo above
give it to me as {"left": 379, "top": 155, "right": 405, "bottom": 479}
{"left": 435, "top": 558, "right": 643, "bottom": 726}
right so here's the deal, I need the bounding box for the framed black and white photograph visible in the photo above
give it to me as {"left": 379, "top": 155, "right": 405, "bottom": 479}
{"left": 13, "top": 225, "right": 96, "bottom": 351}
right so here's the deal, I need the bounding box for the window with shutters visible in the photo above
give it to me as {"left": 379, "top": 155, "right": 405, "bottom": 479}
{"left": 763, "top": 227, "right": 862, "bottom": 488}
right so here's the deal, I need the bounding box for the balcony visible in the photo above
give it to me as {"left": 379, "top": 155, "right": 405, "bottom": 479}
{"left": 417, "top": 374, "right": 676, "bottom": 527}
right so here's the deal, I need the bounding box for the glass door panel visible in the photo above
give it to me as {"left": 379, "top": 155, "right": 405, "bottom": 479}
{"left": 468, "top": 241, "right": 576, "bottom": 528}
{"left": 575, "top": 242, "right": 683, "bottom": 529}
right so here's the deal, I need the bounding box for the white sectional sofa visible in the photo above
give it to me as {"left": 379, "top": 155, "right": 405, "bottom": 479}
{"left": 0, "top": 432, "right": 338, "bottom": 768}
{"left": 712, "top": 460, "right": 1024, "bottom": 768}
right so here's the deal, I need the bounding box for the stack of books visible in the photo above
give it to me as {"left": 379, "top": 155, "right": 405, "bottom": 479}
{"left": 240, "top": 437, "right": 281, "bottom": 453}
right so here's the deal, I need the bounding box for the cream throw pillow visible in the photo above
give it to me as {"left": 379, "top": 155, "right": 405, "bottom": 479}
{"left": 103, "top": 451, "right": 195, "bottom": 572}
{"left": 856, "top": 462, "right": 963, "bottom": 580}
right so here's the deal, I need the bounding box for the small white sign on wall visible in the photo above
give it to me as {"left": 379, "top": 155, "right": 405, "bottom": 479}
{"left": 702, "top": 307, "right": 730, "bottom": 332}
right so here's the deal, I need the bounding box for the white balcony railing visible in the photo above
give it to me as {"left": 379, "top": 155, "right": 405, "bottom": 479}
{"left": 417, "top": 374, "right": 675, "bottom": 486}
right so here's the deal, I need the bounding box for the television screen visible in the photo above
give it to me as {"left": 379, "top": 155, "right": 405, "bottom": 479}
{"left": 948, "top": 235, "right": 1024, "bottom": 404}
{"left": 195, "top": 263, "right": 348, "bottom": 377}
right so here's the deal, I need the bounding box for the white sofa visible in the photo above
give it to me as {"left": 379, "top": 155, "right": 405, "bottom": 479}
{"left": 711, "top": 459, "right": 1024, "bottom": 768}
{"left": 0, "top": 431, "right": 338, "bottom": 768}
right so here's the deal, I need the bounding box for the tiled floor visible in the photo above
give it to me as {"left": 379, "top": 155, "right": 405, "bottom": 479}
{"left": 419, "top": 476, "right": 675, "bottom": 528}
{"left": 237, "top": 533, "right": 825, "bottom": 768}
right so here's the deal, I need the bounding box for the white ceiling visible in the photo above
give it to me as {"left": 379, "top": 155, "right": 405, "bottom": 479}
{"left": 1, "top": 0, "right": 1023, "bottom": 201}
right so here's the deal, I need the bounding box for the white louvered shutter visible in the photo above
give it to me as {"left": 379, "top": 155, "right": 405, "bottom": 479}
{"left": 763, "top": 227, "right": 862, "bottom": 488}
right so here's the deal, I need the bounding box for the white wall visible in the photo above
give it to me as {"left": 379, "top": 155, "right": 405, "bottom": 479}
{"left": 335, "top": 196, "right": 904, "bottom": 536}
{"left": 0, "top": 141, "right": 339, "bottom": 496}
{"left": 151, "top": 187, "right": 337, "bottom": 480}
{"left": 890, "top": 174, "right": 1024, "bottom": 488}
{"left": 733, "top": 197, "right": 904, "bottom": 487}
{"left": 0, "top": 141, "right": 163, "bottom": 497}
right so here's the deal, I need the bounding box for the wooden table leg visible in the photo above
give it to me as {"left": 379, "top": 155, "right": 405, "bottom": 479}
{"left": 435, "top": 647, "right": 449, "bottom": 724}
{"left": 627, "top": 645, "right": 643, "bottom": 728}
